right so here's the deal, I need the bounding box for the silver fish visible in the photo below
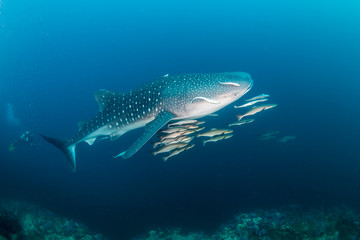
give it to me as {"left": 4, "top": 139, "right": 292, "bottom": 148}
{"left": 228, "top": 119, "right": 255, "bottom": 127}
{"left": 278, "top": 135, "right": 296, "bottom": 143}
{"left": 180, "top": 136, "right": 194, "bottom": 144}
{"left": 236, "top": 104, "right": 277, "bottom": 121}
{"left": 159, "top": 127, "right": 187, "bottom": 134}
{"left": 258, "top": 131, "right": 280, "bottom": 141}
{"left": 203, "top": 134, "right": 233, "bottom": 146}
{"left": 159, "top": 130, "right": 195, "bottom": 141}
{"left": 168, "top": 120, "right": 199, "bottom": 127}
{"left": 197, "top": 129, "right": 233, "bottom": 138}
{"left": 234, "top": 99, "right": 268, "bottom": 108}
{"left": 153, "top": 135, "right": 188, "bottom": 148}
{"left": 152, "top": 143, "right": 188, "bottom": 156}
{"left": 195, "top": 126, "right": 206, "bottom": 132}
{"left": 245, "top": 94, "right": 269, "bottom": 102}
{"left": 163, "top": 144, "right": 195, "bottom": 161}
{"left": 162, "top": 135, "right": 194, "bottom": 146}
{"left": 180, "top": 124, "right": 200, "bottom": 129}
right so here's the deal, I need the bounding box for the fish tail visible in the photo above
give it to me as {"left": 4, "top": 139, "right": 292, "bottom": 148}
{"left": 236, "top": 115, "right": 243, "bottom": 121}
{"left": 162, "top": 156, "right": 168, "bottom": 162}
{"left": 40, "top": 134, "right": 76, "bottom": 172}
{"left": 202, "top": 140, "right": 207, "bottom": 147}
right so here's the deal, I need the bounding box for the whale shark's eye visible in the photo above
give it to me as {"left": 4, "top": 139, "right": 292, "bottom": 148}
{"left": 218, "top": 81, "right": 240, "bottom": 87}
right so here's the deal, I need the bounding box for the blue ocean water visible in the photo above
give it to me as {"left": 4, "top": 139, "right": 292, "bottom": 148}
{"left": 1, "top": 0, "right": 360, "bottom": 239}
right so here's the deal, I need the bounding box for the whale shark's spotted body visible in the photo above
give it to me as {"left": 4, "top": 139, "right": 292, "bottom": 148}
{"left": 42, "top": 72, "right": 253, "bottom": 171}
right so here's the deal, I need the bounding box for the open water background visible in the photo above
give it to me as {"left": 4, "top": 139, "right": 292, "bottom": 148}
{"left": 1, "top": 0, "right": 360, "bottom": 239}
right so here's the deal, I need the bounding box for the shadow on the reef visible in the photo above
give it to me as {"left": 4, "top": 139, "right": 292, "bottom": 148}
{"left": 0, "top": 210, "right": 25, "bottom": 240}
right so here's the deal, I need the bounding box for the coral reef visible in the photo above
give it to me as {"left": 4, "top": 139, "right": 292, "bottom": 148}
{"left": 136, "top": 205, "right": 360, "bottom": 240}
{"left": 134, "top": 228, "right": 209, "bottom": 240}
{"left": 0, "top": 200, "right": 107, "bottom": 240}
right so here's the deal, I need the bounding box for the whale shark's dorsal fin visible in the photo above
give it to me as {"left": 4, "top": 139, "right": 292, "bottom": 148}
{"left": 94, "top": 89, "right": 118, "bottom": 112}
{"left": 78, "top": 121, "right": 86, "bottom": 130}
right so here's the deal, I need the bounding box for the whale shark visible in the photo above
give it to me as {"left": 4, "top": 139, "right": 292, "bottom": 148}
{"left": 41, "top": 72, "right": 253, "bottom": 171}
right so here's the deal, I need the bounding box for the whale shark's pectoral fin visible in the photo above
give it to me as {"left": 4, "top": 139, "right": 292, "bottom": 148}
{"left": 95, "top": 89, "right": 112, "bottom": 112}
{"left": 191, "top": 97, "right": 220, "bottom": 104}
{"left": 114, "top": 111, "right": 175, "bottom": 159}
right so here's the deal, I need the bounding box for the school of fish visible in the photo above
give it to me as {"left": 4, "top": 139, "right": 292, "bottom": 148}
{"left": 151, "top": 93, "right": 279, "bottom": 161}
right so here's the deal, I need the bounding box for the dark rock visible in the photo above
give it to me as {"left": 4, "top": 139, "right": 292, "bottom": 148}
{"left": 0, "top": 210, "right": 24, "bottom": 240}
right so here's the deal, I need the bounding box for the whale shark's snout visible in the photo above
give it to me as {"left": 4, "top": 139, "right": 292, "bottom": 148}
{"left": 218, "top": 72, "right": 253, "bottom": 100}
{"left": 179, "top": 72, "right": 253, "bottom": 119}
{"left": 233, "top": 71, "right": 253, "bottom": 90}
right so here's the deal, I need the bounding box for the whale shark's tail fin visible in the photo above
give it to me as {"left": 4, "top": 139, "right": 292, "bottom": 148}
{"left": 40, "top": 135, "right": 76, "bottom": 172}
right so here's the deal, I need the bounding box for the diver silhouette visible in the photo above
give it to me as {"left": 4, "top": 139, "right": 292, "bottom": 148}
{"left": 9, "top": 131, "right": 39, "bottom": 152}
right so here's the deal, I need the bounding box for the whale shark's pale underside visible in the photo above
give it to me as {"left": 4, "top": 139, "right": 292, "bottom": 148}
{"left": 41, "top": 72, "right": 253, "bottom": 171}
